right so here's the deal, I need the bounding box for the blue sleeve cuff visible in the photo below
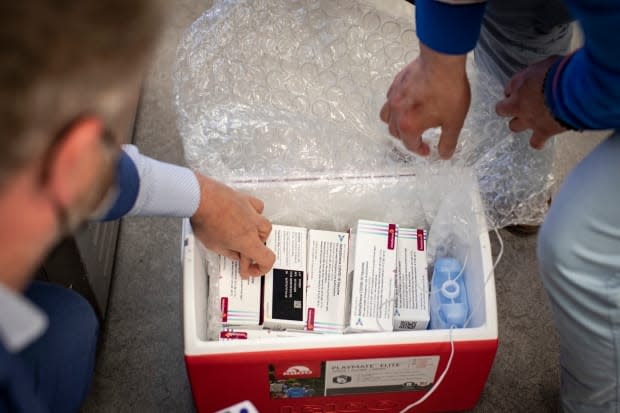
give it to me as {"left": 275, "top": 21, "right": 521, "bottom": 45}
{"left": 100, "top": 151, "right": 140, "bottom": 221}
{"left": 416, "top": 0, "right": 486, "bottom": 55}
{"left": 544, "top": 53, "right": 585, "bottom": 130}
{"left": 543, "top": 57, "right": 576, "bottom": 129}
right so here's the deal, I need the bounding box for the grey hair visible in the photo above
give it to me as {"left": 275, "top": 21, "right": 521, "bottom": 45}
{"left": 0, "top": 0, "right": 164, "bottom": 185}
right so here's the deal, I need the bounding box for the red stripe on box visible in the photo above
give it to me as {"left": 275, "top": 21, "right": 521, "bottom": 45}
{"left": 307, "top": 308, "right": 315, "bottom": 331}
{"left": 220, "top": 297, "right": 228, "bottom": 322}
{"left": 417, "top": 229, "right": 425, "bottom": 251}
{"left": 219, "top": 330, "right": 247, "bottom": 340}
{"left": 388, "top": 224, "right": 397, "bottom": 250}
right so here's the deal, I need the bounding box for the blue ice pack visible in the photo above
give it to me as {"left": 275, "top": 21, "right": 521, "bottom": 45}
{"left": 430, "top": 257, "right": 469, "bottom": 329}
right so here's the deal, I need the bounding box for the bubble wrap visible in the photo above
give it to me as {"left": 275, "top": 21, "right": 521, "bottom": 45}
{"left": 173, "top": 0, "right": 554, "bottom": 229}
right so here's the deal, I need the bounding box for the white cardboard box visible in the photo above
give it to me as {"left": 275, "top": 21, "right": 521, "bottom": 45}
{"left": 219, "top": 327, "right": 309, "bottom": 341}
{"left": 394, "top": 228, "right": 430, "bottom": 331}
{"left": 305, "top": 229, "right": 350, "bottom": 333}
{"left": 263, "top": 225, "right": 307, "bottom": 330}
{"left": 347, "top": 220, "right": 398, "bottom": 333}
{"left": 218, "top": 256, "right": 261, "bottom": 326}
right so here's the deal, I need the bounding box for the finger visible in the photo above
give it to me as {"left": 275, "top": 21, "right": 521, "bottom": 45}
{"left": 240, "top": 241, "right": 276, "bottom": 277}
{"left": 210, "top": 246, "right": 240, "bottom": 261}
{"left": 380, "top": 101, "right": 390, "bottom": 123}
{"left": 248, "top": 196, "right": 264, "bottom": 214}
{"left": 503, "top": 71, "right": 524, "bottom": 98}
{"left": 508, "top": 117, "right": 529, "bottom": 133}
{"left": 504, "top": 77, "right": 514, "bottom": 97}
{"left": 387, "top": 68, "right": 406, "bottom": 98}
{"left": 400, "top": 131, "right": 430, "bottom": 157}
{"left": 388, "top": 112, "right": 400, "bottom": 138}
{"left": 238, "top": 255, "right": 254, "bottom": 279}
{"left": 438, "top": 124, "right": 461, "bottom": 159}
{"left": 496, "top": 94, "right": 520, "bottom": 117}
{"left": 257, "top": 218, "right": 272, "bottom": 241}
{"left": 530, "top": 130, "right": 553, "bottom": 150}
{"left": 245, "top": 262, "right": 268, "bottom": 278}
{"left": 397, "top": 113, "right": 429, "bottom": 156}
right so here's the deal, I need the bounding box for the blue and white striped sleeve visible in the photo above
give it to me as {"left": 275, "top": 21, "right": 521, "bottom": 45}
{"left": 100, "top": 144, "right": 201, "bottom": 221}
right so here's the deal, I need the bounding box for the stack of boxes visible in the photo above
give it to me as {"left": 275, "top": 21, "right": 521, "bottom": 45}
{"left": 215, "top": 221, "right": 430, "bottom": 339}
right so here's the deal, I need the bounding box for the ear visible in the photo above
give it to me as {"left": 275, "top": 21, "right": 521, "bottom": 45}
{"left": 45, "top": 117, "right": 104, "bottom": 209}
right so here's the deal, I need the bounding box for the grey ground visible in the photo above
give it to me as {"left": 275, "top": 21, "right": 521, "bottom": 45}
{"left": 83, "top": 1, "right": 606, "bottom": 412}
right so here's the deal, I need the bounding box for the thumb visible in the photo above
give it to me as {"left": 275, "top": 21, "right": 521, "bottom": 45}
{"left": 530, "top": 130, "right": 552, "bottom": 150}
{"left": 239, "top": 243, "right": 276, "bottom": 277}
{"left": 248, "top": 196, "right": 265, "bottom": 214}
{"left": 495, "top": 94, "right": 519, "bottom": 117}
{"left": 503, "top": 71, "right": 524, "bottom": 97}
{"left": 438, "top": 124, "right": 461, "bottom": 160}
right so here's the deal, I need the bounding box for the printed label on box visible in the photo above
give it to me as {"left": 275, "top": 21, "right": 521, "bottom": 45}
{"left": 219, "top": 256, "right": 261, "bottom": 326}
{"left": 264, "top": 225, "right": 307, "bottom": 329}
{"left": 324, "top": 356, "right": 438, "bottom": 395}
{"left": 272, "top": 269, "right": 304, "bottom": 321}
{"left": 306, "top": 230, "right": 349, "bottom": 333}
{"left": 394, "top": 228, "right": 429, "bottom": 331}
{"left": 347, "top": 220, "right": 397, "bottom": 332}
{"left": 267, "top": 356, "right": 437, "bottom": 399}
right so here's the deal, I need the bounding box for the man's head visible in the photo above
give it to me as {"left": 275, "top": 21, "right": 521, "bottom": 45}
{"left": 0, "top": 0, "right": 163, "bottom": 290}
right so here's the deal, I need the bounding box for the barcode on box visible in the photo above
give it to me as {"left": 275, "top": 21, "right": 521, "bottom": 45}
{"left": 399, "top": 320, "right": 418, "bottom": 330}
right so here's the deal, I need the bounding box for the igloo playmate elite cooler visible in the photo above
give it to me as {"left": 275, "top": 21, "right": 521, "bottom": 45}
{"left": 177, "top": 0, "right": 498, "bottom": 410}
{"left": 182, "top": 174, "right": 498, "bottom": 413}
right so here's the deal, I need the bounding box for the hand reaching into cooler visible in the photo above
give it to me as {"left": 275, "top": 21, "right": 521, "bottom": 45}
{"left": 190, "top": 173, "right": 275, "bottom": 278}
{"left": 380, "top": 44, "right": 470, "bottom": 159}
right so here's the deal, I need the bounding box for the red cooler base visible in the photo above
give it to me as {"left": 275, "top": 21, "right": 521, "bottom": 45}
{"left": 185, "top": 339, "right": 498, "bottom": 413}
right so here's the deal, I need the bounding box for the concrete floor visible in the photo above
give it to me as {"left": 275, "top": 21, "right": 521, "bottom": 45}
{"left": 83, "top": 1, "right": 607, "bottom": 412}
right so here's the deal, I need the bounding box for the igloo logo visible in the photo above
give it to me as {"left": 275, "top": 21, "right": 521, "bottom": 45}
{"left": 283, "top": 365, "right": 313, "bottom": 377}
{"left": 274, "top": 361, "right": 322, "bottom": 379}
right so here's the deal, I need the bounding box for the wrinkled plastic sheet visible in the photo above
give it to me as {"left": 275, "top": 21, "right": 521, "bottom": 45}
{"left": 174, "top": 0, "right": 553, "bottom": 231}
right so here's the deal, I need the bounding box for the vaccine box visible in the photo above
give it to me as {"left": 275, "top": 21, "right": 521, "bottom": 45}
{"left": 219, "top": 328, "right": 310, "bottom": 341}
{"left": 218, "top": 256, "right": 261, "bottom": 327}
{"left": 183, "top": 174, "right": 498, "bottom": 413}
{"left": 394, "top": 228, "right": 430, "bottom": 331}
{"left": 347, "top": 220, "right": 398, "bottom": 333}
{"left": 263, "top": 225, "right": 308, "bottom": 330}
{"left": 305, "top": 230, "right": 350, "bottom": 333}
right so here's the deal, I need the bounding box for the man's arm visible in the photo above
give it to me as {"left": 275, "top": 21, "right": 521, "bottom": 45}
{"left": 495, "top": 0, "right": 620, "bottom": 148}
{"left": 544, "top": 0, "right": 620, "bottom": 130}
{"left": 101, "top": 145, "right": 200, "bottom": 220}
{"left": 100, "top": 144, "right": 275, "bottom": 277}
{"left": 416, "top": 0, "right": 486, "bottom": 55}
{"left": 381, "top": 0, "right": 486, "bottom": 159}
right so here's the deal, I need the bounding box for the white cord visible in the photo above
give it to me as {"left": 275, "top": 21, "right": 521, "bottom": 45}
{"left": 463, "top": 227, "right": 503, "bottom": 329}
{"left": 399, "top": 227, "right": 504, "bottom": 413}
{"left": 428, "top": 252, "right": 469, "bottom": 297}
{"left": 398, "top": 327, "right": 456, "bottom": 413}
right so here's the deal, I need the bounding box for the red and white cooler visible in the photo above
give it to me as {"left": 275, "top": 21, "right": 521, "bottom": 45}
{"left": 182, "top": 174, "right": 498, "bottom": 413}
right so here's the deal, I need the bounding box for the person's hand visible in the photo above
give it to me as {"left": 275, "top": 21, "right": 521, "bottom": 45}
{"left": 380, "top": 43, "right": 470, "bottom": 159}
{"left": 190, "top": 173, "right": 275, "bottom": 278}
{"left": 495, "top": 56, "right": 567, "bottom": 149}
